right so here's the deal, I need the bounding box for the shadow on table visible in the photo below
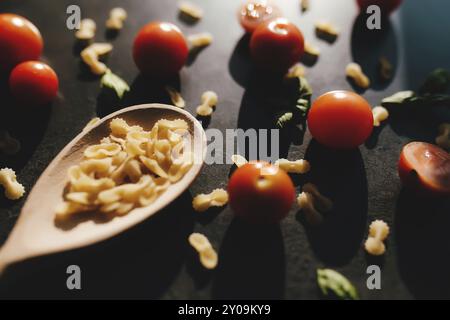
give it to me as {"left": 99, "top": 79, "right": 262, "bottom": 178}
{"left": 229, "top": 35, "right": 307, "bottom": 160}
{"left": 212, "top": 218, "right": 285, "bottom": 299}
{"left": 299, "top": 140, "right": 368, "bottom": 267}
{"left": 0, "top": 191, "right": 195, "bottom": 299}
{"left": 395, "top": 189, "right": 450, "bottom": 299}
{"left": 351, "top": 13, "right": 398, "bottom": 91}
{"left": 0, "top": 75, "right": 52, "bottom": 193}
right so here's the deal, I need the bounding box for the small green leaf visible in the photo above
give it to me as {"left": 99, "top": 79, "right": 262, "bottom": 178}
{"left": 100, "top": 70, "right": 130, "bottom": 99}
{"left": 419, "top": 68, "right": 450, "bottom": 95}
{"left": 317, "top": 269, "right": 359, "bottom": 300}
{"left": 381, "top": 90, "right": 416, "bottom": 107}
{"left": 276, "top": 112, "right": 293, "bottom": 129}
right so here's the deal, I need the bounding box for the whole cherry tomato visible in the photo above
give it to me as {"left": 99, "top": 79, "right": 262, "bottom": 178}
{"left": 356, "top": 0, "right": 403, "bottom": 15}
{"left": 9, "top": 61, "right": 59, "bottom": 106}
{"left": 0, "top": 14, "right": 43, "bottom": 74}
{"left": 238, "top": 0, "right": 282, "bottom": 34}
{"left": 307, "top": 90, "right": 373, "bottom": 149}
{"left": 133, "top": 22, "right": 189, "bottom": 78}
{"left": 398, "top": 142, "right": 450, "bottom": 197}
{"left": 228, "top": 161, "right": 296, "bottom": 224}
{"left": 250, "top": 18, "right": 304, "bottom": 73}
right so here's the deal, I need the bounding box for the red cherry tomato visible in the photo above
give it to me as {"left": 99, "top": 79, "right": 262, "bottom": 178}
{"left": 133, "top": 22, "right": 189, "bottom": 78}
{"left": 250, "top": 18, "right": 304, "bottom": 73}
{"left": 398, "top": 142, "right": 450, "bottom": 197}
{"left": 307, "top": 90, "right": 373, "bottom": 149}
{"left": 9, "top": 61, "right": 59, "bottom": 106}
{"left": 356, "top": 0, "right": 403, "bottom": 15}
{"left": 238, "top": 0, "right": 282, "bottom": 34}
{"left": 0, "top": 14, "right": 43, "bottom": 74}
{"left": 228, "top": 161, "right": 296, "bottom": 224}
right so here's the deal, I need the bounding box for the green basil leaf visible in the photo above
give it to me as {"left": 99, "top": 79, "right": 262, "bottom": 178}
{"left": 317, "top": 269, "right": 359, "bottom": 300}
{"left": 100, "top": 70, "right": 130, "bottom": 99}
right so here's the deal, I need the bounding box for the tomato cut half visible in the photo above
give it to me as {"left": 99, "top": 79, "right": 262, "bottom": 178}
{"left": 238, "top": 0, "right": 282, "bottom": 34}
{"left": 398, "top": 142, "right": 450, "bottom": 196}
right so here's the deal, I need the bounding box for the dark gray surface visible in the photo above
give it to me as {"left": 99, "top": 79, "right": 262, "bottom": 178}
{"left": 0, "top": 0, "right": 449, "bottom": 299}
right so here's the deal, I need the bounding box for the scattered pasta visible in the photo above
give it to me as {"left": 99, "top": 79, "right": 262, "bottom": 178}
{"left": 56, "top": 117, "right": 193, "bottom": 219}
{"left": 179, "top": 1, "right": 204, "bottom": 21}
{"left": 75, "top": 18, "right": 96, "bottom": 40}
{"left": 275, "top": 158, "right": 310, "bottom": 174}
{"left": 231, "top": 154, "right": 248, "bottom": 168}
{"left": 196, "top": 91, "right": 218, "bottom": 117}
{"left": 346, "top": 62, "right": 370, "bottom": 89}
{"left": 188, "top": 232, "right": 218, "bottom": 269}
{"left": 304, "top": 41, "right": 320, "bottom": 57}
{"left": 165, "top": 86, "right": 186, "bottom": 108}
{"left": 372, "top": 106, "right": 389, "bottom": 127}
{"left": 80, "top": 43, "right": 113, "bottom": 75}
{"left": 187, "top": 32, "right": 213, "bottom": 48}
{"left": 0, "top": 168, "right": 25, "bottom": 200}
{"left": 192, "top": 188, "right": 228, "bottom": 212}
{"left": 301, "top": 0, "right": 310, "bottom": 12}
{"left": 286, "top": 63, "right": 306, "bottom": 78}
{"left": 315, "top": 21, "right": 339, "bottom": 37}
{"left": 106, "top": 7, "right": 127, "bottom": 30}
{"left": 364, "top": 220, "right": 390, "bottom": 256}
{"left": 0, "top": 131, "right": 20, "bottom": 155}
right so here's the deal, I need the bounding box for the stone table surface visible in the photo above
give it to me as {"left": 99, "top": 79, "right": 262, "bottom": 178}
{"left": 0, "top": 0, "right": 449, "bottom": 299}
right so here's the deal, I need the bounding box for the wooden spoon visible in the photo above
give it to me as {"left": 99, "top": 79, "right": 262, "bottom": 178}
{"left": 0, "top": 104, "right": 206, "bottom": 274}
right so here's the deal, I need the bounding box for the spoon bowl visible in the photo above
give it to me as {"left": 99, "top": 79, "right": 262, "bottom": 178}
{"left": 0, "top": 104, "right": 206, "bottom": 274}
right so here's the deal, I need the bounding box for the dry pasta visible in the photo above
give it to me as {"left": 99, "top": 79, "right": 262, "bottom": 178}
{"left": 56, "top": 117, "right": 193, "bottom": 219}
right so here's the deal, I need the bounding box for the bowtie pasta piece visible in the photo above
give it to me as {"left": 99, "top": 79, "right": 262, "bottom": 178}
{"left": 80, "top": 43, "right": 113, "bottom": 75}
{"left": 57, "top": 117, "right": 193, "bottom": 218}
{"left": 84, "top": 143, "right": 122, "bottom": 159}
{"left": 0, "top": 168, "right": 25, "bottom": 200}
{"left": 231, "top": 154, "right": 248, "bottom": 167}
{"left": 301, "top": 0, "right": 309, "bottom": 12}
{"left": 75, "top": 18, "right": 96, "bottom": 40}
{"left": 192, "top": 188, "right": 229, "bottom": 212}
{"left": 110, "top": 118, "right": 143, "bottom": 137}
{"left": 364, "top": 220, "right": 390, "bottom": 256}
{"left": 188, "top": 232, "right": 218, "bottom": 269}
{"left": 179, "top": 1, "right": 204, "bottom": 21}
{"left": 111, "top": 158, "right": 142, "bottom": 184}
{"left": 372, "top": 106, "right": 389, "bottom": 127}
{"left": 196, "top": 91, "right": 218, "bottom": 117}
{"left": 346, "top": 63, "right": 370, "bottom": 89}
{"left": 106, "top": 7, "right": 127, "bottom": 30}
{"left": 286, "top": 63, "right": 306, "bottom": 79}
{"left": 275, "top": 159, "right": 310, "bottom": 174}
{"left": 187, "top": 33, "right": 213, "bottom": 48}
{"left": 315, "top": 21, "right": 339, "bottom": 37}
{"left": 165, "top": 86, "right": 186, "bottom": 109}
{"left": 304, "top": 41, "right": 320, "bottom": 57}
{"left": 0, "top": 130, "right": 21, "bottom": 155}
{"left": 79, "top": 158, "right": 113, "bottom": 177}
